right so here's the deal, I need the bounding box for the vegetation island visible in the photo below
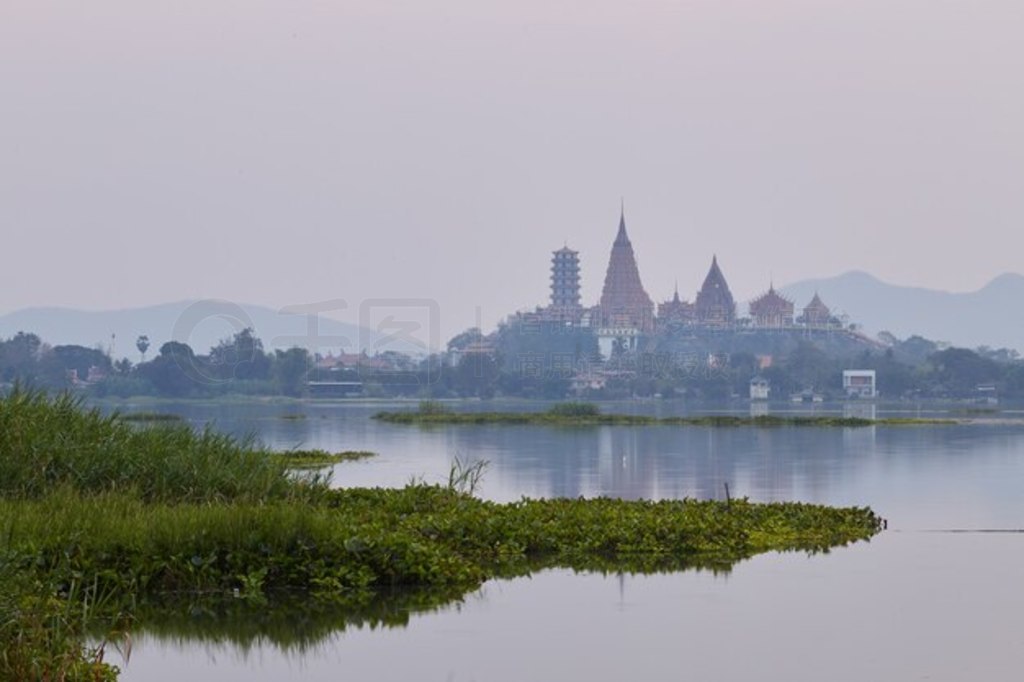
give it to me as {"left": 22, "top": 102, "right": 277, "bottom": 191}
{"left": 1, "top": 390, "right": 882, "bottom": 679}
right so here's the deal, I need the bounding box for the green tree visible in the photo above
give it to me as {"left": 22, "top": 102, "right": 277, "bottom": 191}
{"left": 451, "top": 352, "right": 501, "bottom": 398}
{"left": 928, "top": 348, "right": 1002, "bottom": 396}
{"left": 136, "top": 335, "right": 150, "bottom": 363}
{"left": 273, "top": 347, "right": 311, "bottom": 397}
{"left": 37, "top": 345, "right": 112, "bottom": 388}
{"left": 0, "top": 332, "right": 43, "bottom": 383}
{"left": 447, "top": 327, "right": 484, "bottom": 352}
{"left": 137, "top": 341, "right": 206, "bottom": 397}
{"left": 208, "top": 328, "right": 271, "bottom": 381}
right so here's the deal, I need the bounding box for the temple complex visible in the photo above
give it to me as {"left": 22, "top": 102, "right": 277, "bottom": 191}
{"left": 522, "top": 207, "right": 847, "bottom": 342}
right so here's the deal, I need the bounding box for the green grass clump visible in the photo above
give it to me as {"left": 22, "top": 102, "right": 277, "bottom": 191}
{"left": 271, "top": 449, "right": 377, "bottom": 469}
{"left": 0, "top": 554, "right": 121, "bottom": 681}
{"left": 117, "top": 412, "right": 183, "bottom": 423}
{"left": 0, "top": 388, "right": 326, "bottom": 504}
{"left": 547, "top": 401, "right": 601, "bottom": 418}
{"left": 2, "top": 487, "right": 881, "bottom": 599}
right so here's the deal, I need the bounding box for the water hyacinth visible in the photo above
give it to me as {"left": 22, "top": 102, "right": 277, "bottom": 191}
{"left": 0, "top": 390, "right": 884, "bottom": 680}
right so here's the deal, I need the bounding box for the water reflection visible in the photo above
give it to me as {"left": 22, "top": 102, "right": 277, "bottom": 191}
{"left": 119, "top": 587, "right": 473, "bottom": 655}
{"left": 95, "top": 401, "right": 1024, "bottom": 682}
{"left": 103, "top": 400, "right": 1024, "bottom": 527}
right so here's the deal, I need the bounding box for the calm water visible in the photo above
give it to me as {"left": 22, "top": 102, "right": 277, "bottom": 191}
{"left": 107, "top": 400, "right": 1024, "bottom": 681}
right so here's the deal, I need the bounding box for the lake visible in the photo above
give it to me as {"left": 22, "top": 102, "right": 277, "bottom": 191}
{"left": 106, "top": 400, "right": 1024, "bottom": 681}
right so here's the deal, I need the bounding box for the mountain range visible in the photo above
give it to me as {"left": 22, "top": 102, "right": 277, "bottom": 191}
{"left": 777, "top": 271, "right": 1023, "bottom": 352}
{"left": 1, "top": 272, "right": 1021, "bottom": 356}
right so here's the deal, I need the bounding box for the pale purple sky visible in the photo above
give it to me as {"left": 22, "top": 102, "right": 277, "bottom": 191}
{"left": 2, "top": 1, "right": 1021, "bottom": 338}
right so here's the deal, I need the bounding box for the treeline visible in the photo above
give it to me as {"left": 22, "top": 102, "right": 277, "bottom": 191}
{"left": 0, "top": 329, "right": 311, "bottom": 398}
{"left": 2, "top": 328, "right": 1022, "bottom": 401}
{"left": 592, "top": 337, "right": 1024, "bottom": 402}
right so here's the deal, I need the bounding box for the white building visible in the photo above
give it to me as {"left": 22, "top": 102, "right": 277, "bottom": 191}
{"left": 843, "top": 370, "right": 877, "bottom": 399}
{"left": 596, "top": 327, "right": 640, "bottom": 360}
{"left": 750, "top": 376, "right": 770, "bottom": 401}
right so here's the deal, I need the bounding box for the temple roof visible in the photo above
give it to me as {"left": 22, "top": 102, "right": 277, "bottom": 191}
{"left": 750, "top": 284, "right": 794, "bottom": 313}
{"left": 804, "top": 292, "right": 831, "bottom": 315}
{"left": 699, "top": 256, "right": 732, "bottom": 297}
{"left": 695, "top": 255, "right": 736, "bottom": 323}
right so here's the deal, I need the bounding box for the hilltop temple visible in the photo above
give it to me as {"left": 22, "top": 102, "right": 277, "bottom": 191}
{"left": 526, "top": 208, "right": 845, "bottom": 344}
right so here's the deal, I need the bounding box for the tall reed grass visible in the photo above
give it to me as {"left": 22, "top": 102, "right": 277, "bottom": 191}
{"left": 0, "top": 388, "right": 327, "bottom": 503}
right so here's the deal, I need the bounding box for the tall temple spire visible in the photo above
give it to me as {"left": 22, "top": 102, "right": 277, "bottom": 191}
{"left": 615, "top": 201, "right": 629, "bottom": 245}
{"left": 600, "top": 207, "right": 653, "bottom": 332}
{"left": 695, "top": 255, "right": 736, "bottom": 327}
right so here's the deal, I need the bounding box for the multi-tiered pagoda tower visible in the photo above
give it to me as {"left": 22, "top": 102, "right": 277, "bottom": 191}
{"left": 548, "top": 246, "right": 582, "bottom": 320}
{"left": 598, "top": 208, "right": 654, "bottom": 332}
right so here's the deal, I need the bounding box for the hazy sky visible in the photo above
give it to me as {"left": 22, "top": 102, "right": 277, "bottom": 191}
{"left": 2, "top": 1, "right": 1022, "bottom": 339}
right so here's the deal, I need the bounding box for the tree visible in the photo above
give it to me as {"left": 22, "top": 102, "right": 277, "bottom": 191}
{"left": 208, "top": 328, "right": 270, "bottom": 381}
{"left": 785, "top": 341, "right": 834, "bottom": 392}
{"left": 36, "top": 344, "right": 112, "bottom": 388}
{"left": 0, "top": 332, "right": 43, "bottom": 383}
{"left": 928, "top": 348, "right": 1002, "bottom": 396}
{"left": 136, "top": 335, "right": 150, "bottom": 363}
{"left": 273, "top": 347, "right": 311, "bottom": 397}
{"left": 447, "top": 327, "right": 484, "bottom": 352}
{"left": 136, "top": 341, "right": 205, "bottom": 397}
{"left": 451, "top": 352, "right": 501, "bottom": 398}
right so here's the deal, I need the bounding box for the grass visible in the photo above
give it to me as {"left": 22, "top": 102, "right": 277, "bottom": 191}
{"left": 0, "top": 389, "right": 884, "bottom": 678}
{"left": 0, "top": 389, "right": 327, "bottom": 504}
{"left": 117, "top": 412, "right": 184, "bottom": 423}
{"left": 374, "top": 401, "right": 956, "bottom": 427}
{"left": 0, "top": 554, "right": 122, "bottom": 681}
{"left": 2, "top": 486, "right": 880, "bottom": 599}
{"left": 271, "top": 449, "right": 377, "bottom": 469}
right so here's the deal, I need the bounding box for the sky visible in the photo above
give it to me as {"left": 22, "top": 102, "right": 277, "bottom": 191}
{"left": 2, "top": 1, "right": 1022, "bottom": 340}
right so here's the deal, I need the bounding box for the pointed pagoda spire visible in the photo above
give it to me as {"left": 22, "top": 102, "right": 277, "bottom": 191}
{"left": 702, "top": 255, "right": 728, "bottom": 292}
{"left": 615, "top": 201, "right": 629, "bottom": 246}
{"left": 600, "top": 205, "right": 653, "bottom": 332}
{"left": 695, "top": 255, "right": 736, "bottom": 326}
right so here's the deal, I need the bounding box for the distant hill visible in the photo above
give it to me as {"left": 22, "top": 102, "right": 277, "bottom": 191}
{"left": 6, "top": 273, "right": 1022, "bottom": 358}
{"left": 0, "top": 301, "right": 427, "bottom": 357}
{"left": 775, "top": 272, "right": 1024, "bottom": 352}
